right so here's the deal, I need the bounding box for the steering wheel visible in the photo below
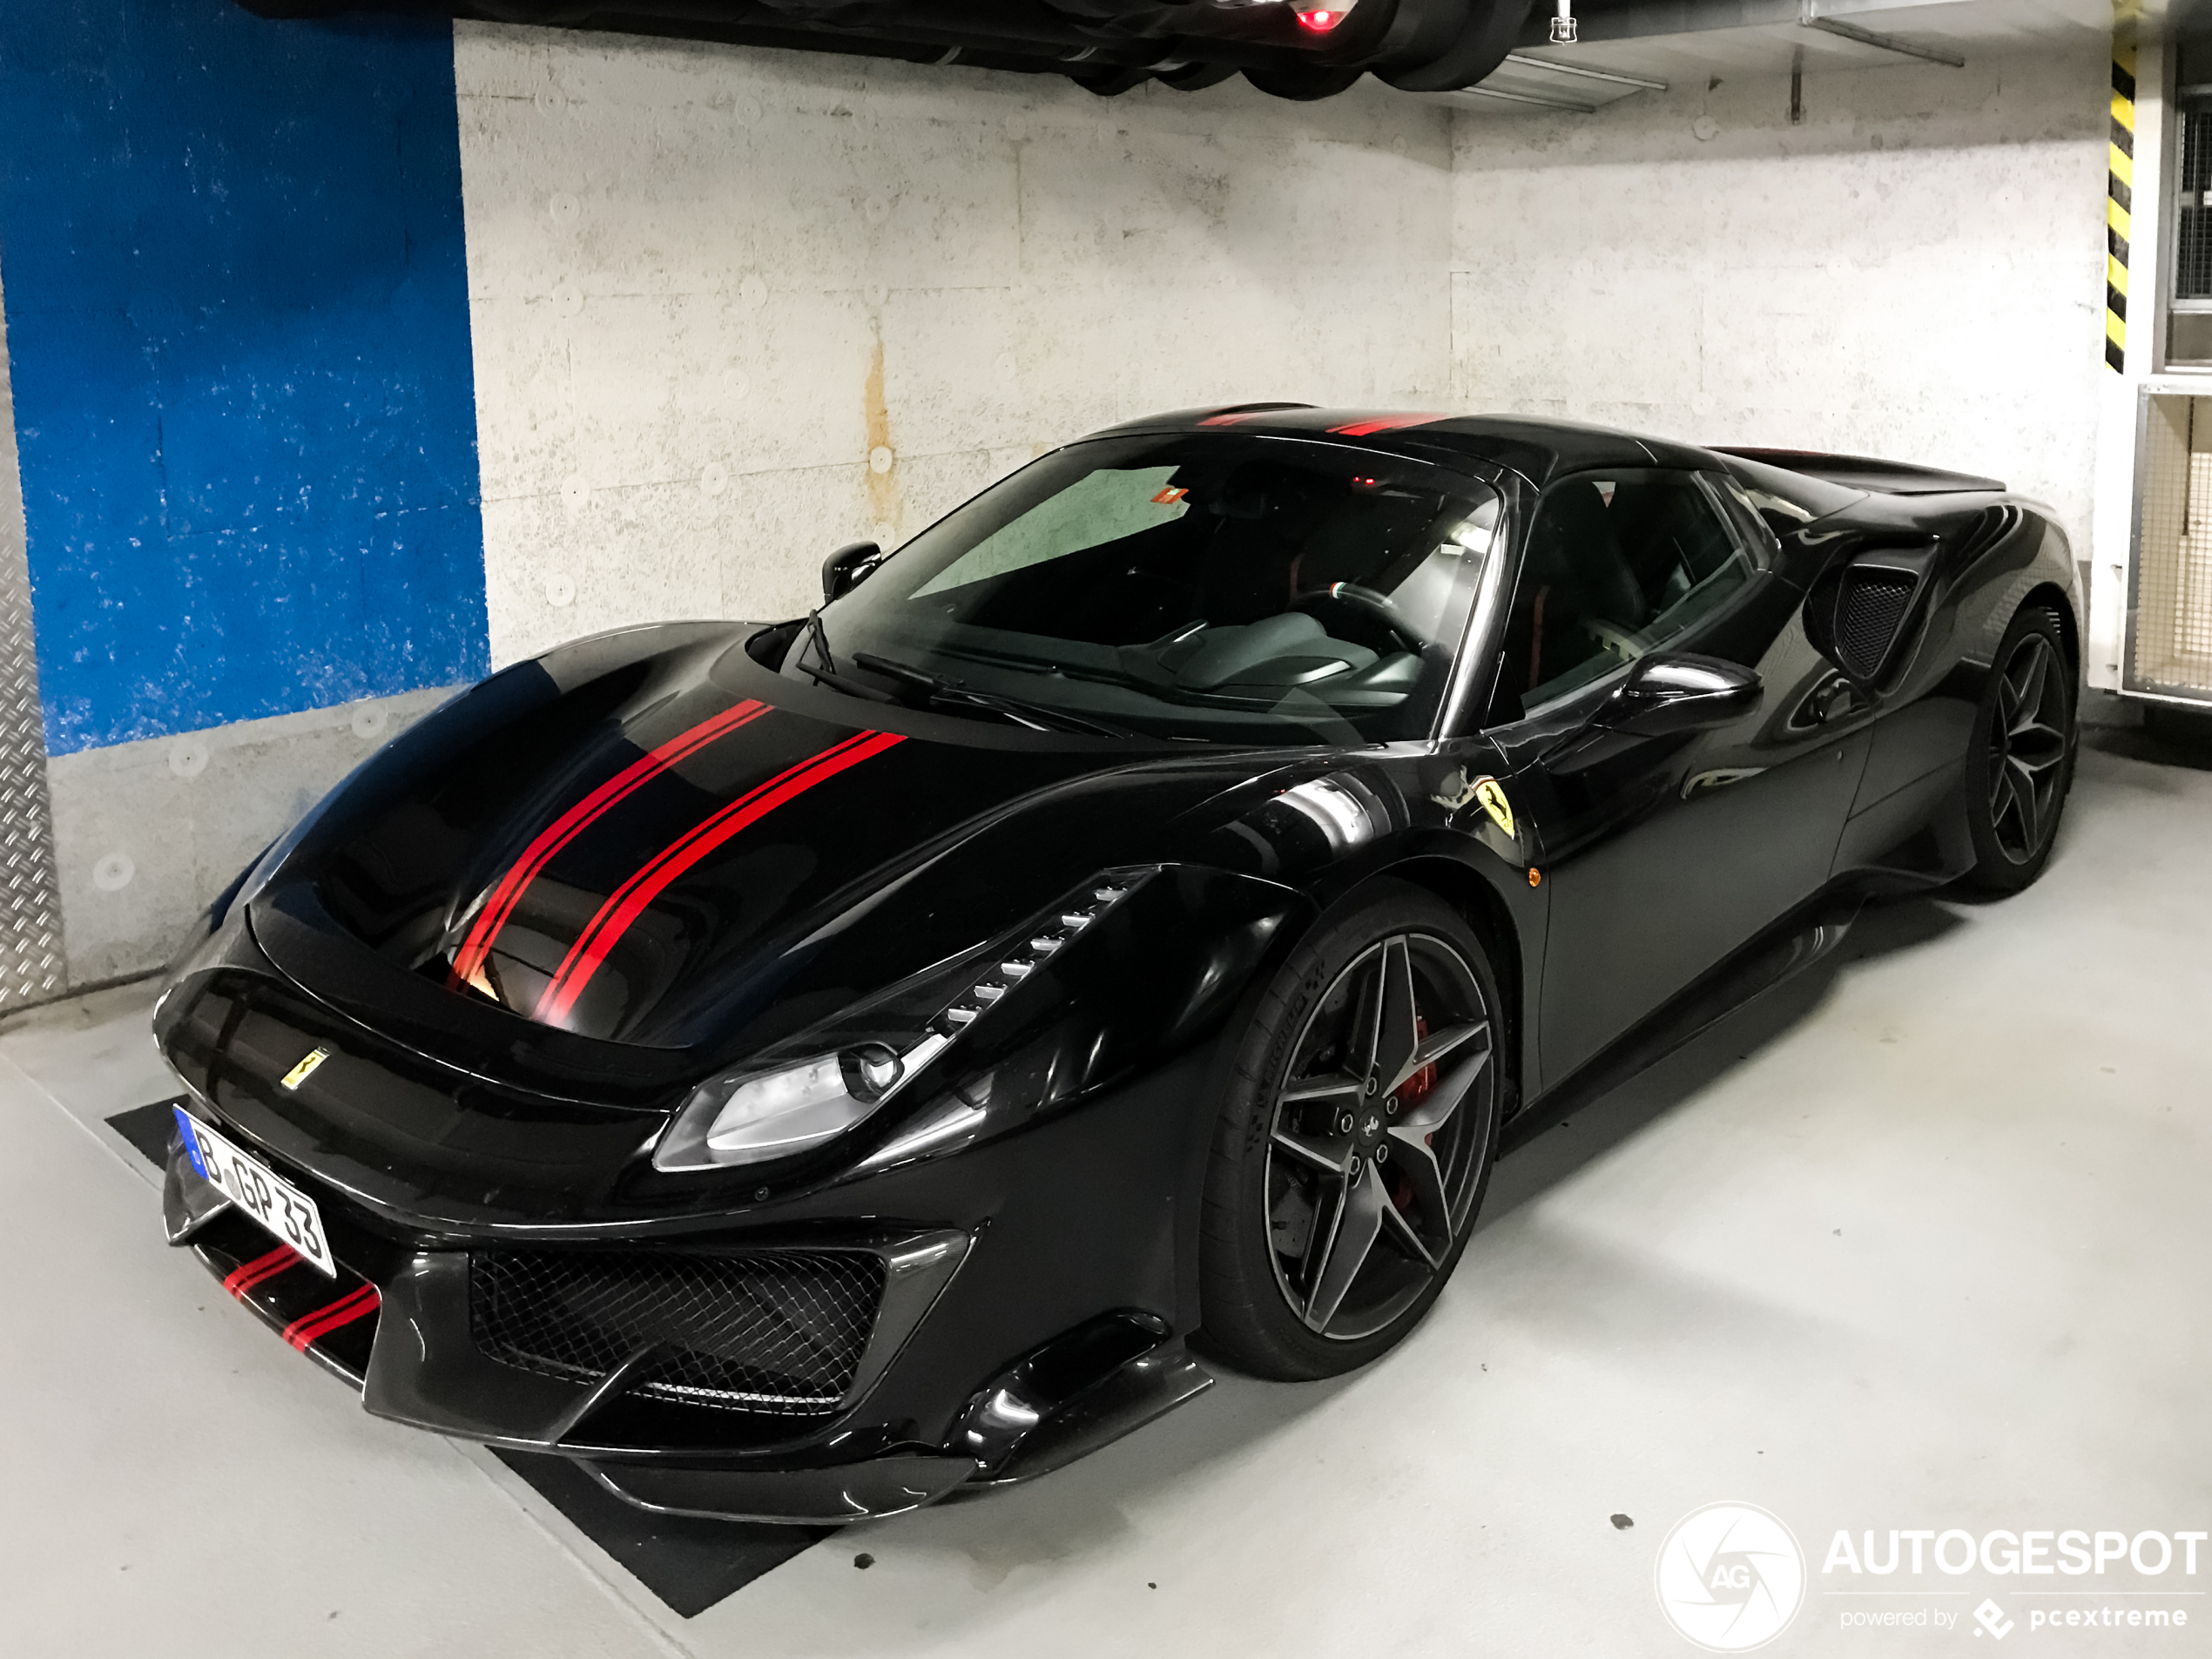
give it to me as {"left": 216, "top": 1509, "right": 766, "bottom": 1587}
{"left": 1291, "top": 583, "right": 1426, "bottom": 658}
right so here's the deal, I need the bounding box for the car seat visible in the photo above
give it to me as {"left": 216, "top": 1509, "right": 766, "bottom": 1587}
{"left": 1500, "top": 481, "right": 1649, "bottom": 700}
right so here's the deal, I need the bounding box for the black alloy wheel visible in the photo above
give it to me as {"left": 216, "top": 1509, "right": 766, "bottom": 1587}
{"left": 1198, "top": 881, "right": 1501, "bottom": 1379}
{"left": 1962, "top": 606, "right": 2076, "bottom": 893}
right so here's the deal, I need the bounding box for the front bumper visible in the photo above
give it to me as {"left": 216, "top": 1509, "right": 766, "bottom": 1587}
{"left": 160, "top": 1044, "right": 1217, "bottom": 1524}
{"left": 164, "top": 1143, "right": 386, "bottom": 1386}
{"left": 163, "top": 1135, "right": 988, "bottom": 1521}
{"left": 149, "top": 860, "right": 1288, "bottom": 1520}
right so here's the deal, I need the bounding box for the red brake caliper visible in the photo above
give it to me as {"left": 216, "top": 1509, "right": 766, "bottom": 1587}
{"left": 1391, "top": 1015, "right": 1437, "bottom": 1216}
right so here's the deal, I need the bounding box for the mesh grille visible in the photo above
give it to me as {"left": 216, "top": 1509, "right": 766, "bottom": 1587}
{"left": 469, "top": 1250, "right": 885, "bottom": 1414}
{"left": 2180, "top": 110, "right": 2212, "bottom": 301}
{"left": 2130, "top": 396, "right": 2212, "bottom": 694}
{"left": 1834, "top": 571, "right": 1916, "bottom": 678}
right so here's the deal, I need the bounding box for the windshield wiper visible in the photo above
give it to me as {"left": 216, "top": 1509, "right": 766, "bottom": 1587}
{"left": 805, "top": 608, "right": 837, "bottom": 675}
{"left": 792, "top": 660, "right": 900, "bottom": 703}
{"left": 785, "top": 611, "right": 906, "bottom": 703}
{"left": 852, "top": 651, "right": 1136, "bottom": 738}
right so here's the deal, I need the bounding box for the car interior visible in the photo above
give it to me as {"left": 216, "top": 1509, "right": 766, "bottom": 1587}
{"left": 879, "top": 453, "right": 1494, "bottom": 719}
{"left": 1488, "top": 470, "right": 1757, "bottom": 724}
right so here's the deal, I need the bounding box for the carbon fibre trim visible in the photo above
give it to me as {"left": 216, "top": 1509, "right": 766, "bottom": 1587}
{"left": 0, "top": 270, "right": 66, "bottom": 1012}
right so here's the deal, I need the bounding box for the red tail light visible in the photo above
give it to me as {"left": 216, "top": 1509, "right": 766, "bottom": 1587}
{"left": 1297, "top": 7, "right": 1345, "bottom": 29}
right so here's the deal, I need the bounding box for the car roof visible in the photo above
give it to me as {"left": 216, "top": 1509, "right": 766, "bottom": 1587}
{"left": 1092, "top": 404, "right": 1717, "bottom": 489}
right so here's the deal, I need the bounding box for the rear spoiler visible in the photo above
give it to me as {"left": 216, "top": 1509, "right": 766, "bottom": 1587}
{"left": 1711, "top": 447, "right": 2006, "bottom": 496}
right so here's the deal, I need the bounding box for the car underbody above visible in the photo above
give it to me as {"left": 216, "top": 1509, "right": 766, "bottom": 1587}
{"left": 239, "top": 0, "right": 1539, "bottom": 101}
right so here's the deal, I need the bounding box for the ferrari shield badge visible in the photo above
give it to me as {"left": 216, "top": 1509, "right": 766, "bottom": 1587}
{"left": 1473, "top": 777, "right": 1515, "bottom": 840}
{"left": 1434, "top": 767, "right": 1516, "bottom": 841}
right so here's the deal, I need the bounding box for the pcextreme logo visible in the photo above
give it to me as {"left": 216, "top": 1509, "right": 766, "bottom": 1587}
{"left": 1824, "top": 1527, "right": 2203, "bottom": 1641}
{"left": 1654, "top": 1502, "right": 1808, "bottom": 1652}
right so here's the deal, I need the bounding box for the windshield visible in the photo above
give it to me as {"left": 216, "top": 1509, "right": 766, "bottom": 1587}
{"left": 787, "top": 435, "right": 1500, "bottom": 745}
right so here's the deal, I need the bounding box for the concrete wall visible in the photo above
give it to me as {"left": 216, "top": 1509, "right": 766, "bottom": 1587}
{"left": 452, "top": 28, "right": 1457, "bottom": 665}
{"left": 1452, "top": 44, "right": 2108, "bottom": 568}
{"left": 462, "top": 28, "right": 2114, "bottom": 674}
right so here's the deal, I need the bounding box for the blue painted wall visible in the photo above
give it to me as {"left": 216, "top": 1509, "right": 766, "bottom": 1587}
{"left": 0, "top": 0, "right": 489, "bottom": 756}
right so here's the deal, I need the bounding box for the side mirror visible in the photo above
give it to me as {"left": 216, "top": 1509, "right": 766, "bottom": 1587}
{"left": 822, "top": 540, "right": 884, "bottom": 604}
{"left": 1593, "top": 652, "right": 1762, "bottom": 738}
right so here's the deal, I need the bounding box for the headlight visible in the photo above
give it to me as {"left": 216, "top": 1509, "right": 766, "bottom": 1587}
{"left": 652, "top": 869, "right": 1151, "bottom": 1173}
{"left": 652, "top": 1037, "right": 947, "bottom": 1170}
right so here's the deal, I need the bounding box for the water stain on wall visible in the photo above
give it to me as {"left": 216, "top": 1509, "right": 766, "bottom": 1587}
{"left": 863, "top": 332, "right": 901, "bottom": 534}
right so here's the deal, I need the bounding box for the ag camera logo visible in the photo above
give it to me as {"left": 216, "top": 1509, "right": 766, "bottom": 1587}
{"left": 1655, "top": 1502, "right": 1807, "bottom": 1651}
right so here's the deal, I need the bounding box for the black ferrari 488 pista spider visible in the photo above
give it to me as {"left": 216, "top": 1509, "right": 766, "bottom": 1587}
{"left": 152, "top": 404, "right": 2080, "bottom": 1522}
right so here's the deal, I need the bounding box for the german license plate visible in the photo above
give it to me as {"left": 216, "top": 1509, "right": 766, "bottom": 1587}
{"left": 174, "top": 1107, "right": 335, "bottom": 1277}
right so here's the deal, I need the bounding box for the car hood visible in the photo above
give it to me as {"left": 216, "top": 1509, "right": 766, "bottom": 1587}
{"left": 246, "top": 623, "right": 1299, "bottom": 1082}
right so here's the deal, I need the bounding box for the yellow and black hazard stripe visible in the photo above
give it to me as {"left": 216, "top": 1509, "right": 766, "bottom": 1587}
{"left": 2109, "top": 29, "right": 2135, "bottom": 374}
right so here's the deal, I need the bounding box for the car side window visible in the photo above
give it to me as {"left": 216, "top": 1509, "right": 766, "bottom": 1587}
{"left": 1487, "top": 469, "right": 1758, "bottom": 724}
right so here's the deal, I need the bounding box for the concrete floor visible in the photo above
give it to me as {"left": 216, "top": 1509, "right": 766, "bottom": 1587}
{"left": 5, "top": 728, "right": 2209, "bottom": 1658}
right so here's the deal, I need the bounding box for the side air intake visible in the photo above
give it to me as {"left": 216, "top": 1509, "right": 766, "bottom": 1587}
{"left": 1832, "top": 570, "right": 1918, "bottom": 680}
{"left": 1804, "top": 540, "right": 1941, "bottom": 688}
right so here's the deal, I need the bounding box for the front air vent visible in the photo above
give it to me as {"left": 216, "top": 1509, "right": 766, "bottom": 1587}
{"left": 1947, "top": 505, "right": 2022, "bottom": 569}
{"left": 469, "top": 1249, "right": 884, "bottom": 1415}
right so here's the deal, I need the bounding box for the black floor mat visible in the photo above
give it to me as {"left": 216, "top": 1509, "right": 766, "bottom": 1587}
{"left": 107, "top": 1099, "right": 827, "bottom": 1616}
{"left": 493, "top": 1450, "right": 829, "bottom": 1617}
{"left": 108, "top": 1097, "right": 180, "bottom": 1167}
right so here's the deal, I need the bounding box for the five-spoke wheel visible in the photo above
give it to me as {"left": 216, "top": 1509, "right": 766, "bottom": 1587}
{"left": 1964, "top": 606, "right": 2076, "bottom": 892}
{"left": 1265, "top": 934, "right": 1492, "bottom": 1340}
{"left": 1199, "top": 882, "right": 1501, "bottom": 1379}
{"left": 1986, "top": 629, "right": 2069, "bottom": 861}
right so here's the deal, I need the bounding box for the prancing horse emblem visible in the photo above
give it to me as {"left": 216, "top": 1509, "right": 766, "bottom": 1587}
{"left": 1473, "top": 777, "right": 1515, "bottom": 840}
{"left": 1433, "top": 769, "right": 1518, "bottom": 842}
{"left": 280, "top": 1046, "right": 331, "bottom": 1090}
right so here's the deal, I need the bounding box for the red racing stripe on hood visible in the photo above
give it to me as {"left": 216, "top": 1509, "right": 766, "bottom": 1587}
{"left": 534, "top": 728, "right": 906, "bottom": 1027}
{"left": 1328, "top": 413, "right": 1447, "bottom": 437}
{"left": 448, "top": 698, "right": 772, "bottom": 988}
